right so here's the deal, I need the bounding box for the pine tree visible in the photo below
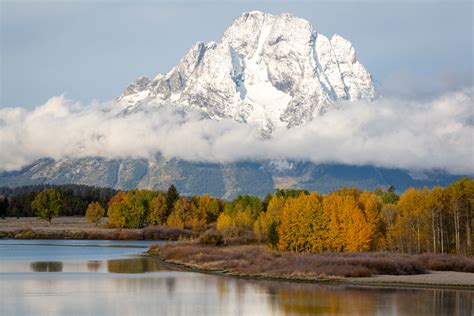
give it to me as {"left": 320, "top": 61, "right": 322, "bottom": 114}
{"left": 267, "top": 220, "right": 279, "bottom": 248}
{"left": 166, "top": 185, "right": 180, "bottom": 217}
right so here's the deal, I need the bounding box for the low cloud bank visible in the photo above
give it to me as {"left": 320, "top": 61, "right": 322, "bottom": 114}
{"left": 1, "top": 87, "right": 473, "bottom": 174}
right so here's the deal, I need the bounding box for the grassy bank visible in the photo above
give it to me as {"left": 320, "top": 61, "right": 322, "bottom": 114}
{"left": 0, "top": 217, "right": 191, "bottom": 240}
{"left": 149, "top": 242, "right": 474, "bottom": 283}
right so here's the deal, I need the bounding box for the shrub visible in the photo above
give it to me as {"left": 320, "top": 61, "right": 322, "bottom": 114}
{"left": 199, "top": 230, "right": 223, "bottom": 246}
{"left": 143, "top": 226, "right": 191, "bottom": 240}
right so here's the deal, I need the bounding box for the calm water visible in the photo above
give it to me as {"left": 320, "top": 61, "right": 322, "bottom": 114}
{"left": 0, "top": 240, "right": 472, "bottom": 316}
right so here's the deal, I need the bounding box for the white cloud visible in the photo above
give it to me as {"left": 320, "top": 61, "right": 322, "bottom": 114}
{"left": 0, "top": 88, "right": 473, "bottom": 175}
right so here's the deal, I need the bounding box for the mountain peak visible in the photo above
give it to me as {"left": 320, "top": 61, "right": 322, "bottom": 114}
{"left": 117, "top": 12, "right": 375, "bottom": 131}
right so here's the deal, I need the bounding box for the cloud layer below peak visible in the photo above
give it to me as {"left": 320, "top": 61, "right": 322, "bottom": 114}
{"left": 1, "top": 87, "right": 473, "bottom": 175}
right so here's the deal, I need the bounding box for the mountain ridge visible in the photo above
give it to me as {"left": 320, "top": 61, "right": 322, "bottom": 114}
{"left": 0, "top": 156, "right": 461, "bottom": 199}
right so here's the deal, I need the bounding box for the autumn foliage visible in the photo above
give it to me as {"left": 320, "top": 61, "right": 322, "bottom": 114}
{"left": 86, "top": 178, "right": 474, "bottom": 255}
{"left": 85, "top": 201, "right": 105, "bottom": 226}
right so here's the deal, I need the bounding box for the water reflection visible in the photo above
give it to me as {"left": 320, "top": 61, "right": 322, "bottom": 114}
{"left": 86, "top": 260, "right": 101, "bottom": 272}
{"left": 2, "top": 255, "right": 170, "bottom": 274}
{"left": 257, "top": 282, "right": 473, "bottom": 316}
{"left": 107, "top": 256, "right": 168, "bottom": 274}
{"left": 26, "top": 256, "right": 170, "bottom": 274}
{"left": 1, "top": 240, "right": 472, "bottom": 316}
{"left": 30, "top": 261, "right": 63, "bottom": 272}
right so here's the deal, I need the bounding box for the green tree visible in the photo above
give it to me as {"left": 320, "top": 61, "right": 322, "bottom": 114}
{"left": 267, "top": 220, "right": 279, "bottom": 248}
{"left": 125, "top": 190, "right": 156, "bottom": 228}
{"left": 31, "top": 189, "right": 63, "bottom": 223}
{"left": 85, "top": 201, "right": 105, "bottom": 226}
{"left": 224, "top": 195, "right": 263, "bottom": 220}
{"left": 197, "top": 194, "right": 221, "bottom": 223}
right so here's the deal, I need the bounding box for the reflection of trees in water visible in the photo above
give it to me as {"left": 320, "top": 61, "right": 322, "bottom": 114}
{"left": 255, "top": 281, "right": 473, "bottom": 316}
{"left": 165, "top": 277, "right": 176, "bottom": 296}
{"left": 216, "top": 278, "right": 229, "bottom": 301}
{"left": 107, "top": 256, "right": 167, "bottom": 274}
{"left": 261, "top": 283, "right": 377, "bottom": 315}
{"left": 381, "top": 288, "right": 472, "bottom": 316}
{"left": 265, "top": 285, "right": 279, "bottom": 315}
{"left": 87, "top": 260, "right": 101, "bottom": 272}
{"left": 30, "top": 261, "right": 63, "bottom": 272}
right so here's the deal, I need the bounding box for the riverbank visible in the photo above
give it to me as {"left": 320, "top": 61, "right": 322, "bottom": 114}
{"left": 0, "top": 216, "right": 191, "bottom": 240}
{"left": 148, "top": 242, "right": 474, "bottom": 290}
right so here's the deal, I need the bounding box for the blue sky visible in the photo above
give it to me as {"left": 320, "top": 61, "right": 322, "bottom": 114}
{"left": 1, "top": 0, "right": 472, "bottom": 108}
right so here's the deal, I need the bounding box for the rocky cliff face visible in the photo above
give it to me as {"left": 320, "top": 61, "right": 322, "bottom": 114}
{"left": 0, "top": 157, "right": 459, "bottom": 199}
{"left": 116, "top": 11, "right": 375, "bottom": 132}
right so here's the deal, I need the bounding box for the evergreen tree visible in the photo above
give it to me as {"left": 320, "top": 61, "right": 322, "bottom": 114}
{"left": 267, "top": 220, "right": 279, "bottom": 248}
{"left": 166, "top": 185, "right": 180, "bottom": 216}
{"left": 0, "top": 196, "right": 8, "bottom": 219}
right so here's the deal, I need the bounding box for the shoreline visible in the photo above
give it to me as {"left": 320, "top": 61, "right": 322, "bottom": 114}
{"left": 148, "top": 244, "right": 474, "bottom": 291}
{"left": 0, "top": 216, "right": 191, "bottom": 241}
{"left": 149, "top": 253, "right": 474, "bottom": 290}
{"left": 2, "top": 217, "right": 474, "bottom": 290}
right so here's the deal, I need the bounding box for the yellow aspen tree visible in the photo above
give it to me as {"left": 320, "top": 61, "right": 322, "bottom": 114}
{"left": 446, "top": 178, "right": 474, "bottom": 255}
{"left": 253, "top": 195, "right": 285, "bottom": 242}
{"left": 148, "top": 192, "right": 167, "bottom": 225}
{"left": 305, "top": 192, "right": 327, "bottom": 252}
{"left": 166, "top": 197, "right": 193, "bottom": 229}
{"left": 278, "top": 193, "right": 324, "bottom": 252}
{"left": 338, "top": 195, "right": 365, "bottom": 252}
{"left": 398, "top": 188, "right": 428, "bottom": 253}
{"left": 216, "top": 213, "right": 234, "bottom": 236}
{"left": 358, "top": 192, "right": 382, "bottom": 251}
{"left": 380, "top": 203, "right": 399, "bottom": 251}
{"left": 278, "top": 197, "right": 297, "bottom": 251}
{"left": 323, "top": 193, "right": 345, "bottom": 252}
{"left": 197, "top": 194, "right": 220, "bottom": 223}
{"left": 107, "top": 191, "right": 128, "bottom": 228}
{"left": 253, "top": 212, "right": 268, "bottom": 242}
{"left": 85, "top": 201, "right": 105, "bottom": 226}
{"left": 425, "top": 187, "right": 448, "bottom": 253}
{"left": 187, "top": 195, "right": 206, "bottom": 232}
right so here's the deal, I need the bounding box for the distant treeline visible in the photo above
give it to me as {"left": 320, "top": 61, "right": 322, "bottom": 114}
{"left": 0, "top": 178, "right": 473, "bottom": 255}
{"left": 0, "top": 184, "right": 116, "bottom": 217}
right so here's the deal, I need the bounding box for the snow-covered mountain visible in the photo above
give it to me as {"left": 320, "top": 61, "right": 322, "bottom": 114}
{"left": 1, "top": 11, "right": 465, "bottom": 197}
{"left": 117, "top": 11, "right": 375, "bottom": 131}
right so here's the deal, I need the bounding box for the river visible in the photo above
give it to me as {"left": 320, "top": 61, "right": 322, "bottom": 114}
{"left": 0, "top": 240, "right": 472, "bottom": 315}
